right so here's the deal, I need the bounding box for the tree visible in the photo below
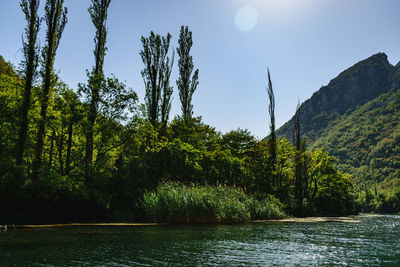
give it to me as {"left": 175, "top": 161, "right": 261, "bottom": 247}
{"left": 61, "top": 89, "right": 82, "bottom": 175}
{"left": 306, "top": 149, "right": 335, "bottom": 201}
{"left": 267, "top": 69, "right": 278, "bottom": 190}
{"left": 89, "top": 75, "right": 137, "bottom": 173}
{"left": 32, "top": 0, "right": 67, "bottom": 180}
{"left": 170, "top": 116, "right": 220, "bottom": 152}
{"left": 293, "top": 100, "right": 303, "bottom": 212}
{"left": 221, "top": 128, "right": 255, "bottom": 157}
{"left": 160, "top": 51, "right": 174, "bottom": 127}
{"left": 17, "top": 0, "right": 41, "bottom": 165}
{"left": 80, "top": 0, "right": 137, "bottom": 184}
{"left": 176, "top": 25, "right": 199, "bottom": 124}
{"left": 47, "top": 83, "right": 83, "bottom": 176}
{"left": 140, "top": 32, "right": 173, "bottom": 127}
{"left": 83, "top": 0, "right": 111, "bottom": 181}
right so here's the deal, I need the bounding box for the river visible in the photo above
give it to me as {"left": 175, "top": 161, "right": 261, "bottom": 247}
{"left": 0, "top": 214, "right": 399, "bottom": 266}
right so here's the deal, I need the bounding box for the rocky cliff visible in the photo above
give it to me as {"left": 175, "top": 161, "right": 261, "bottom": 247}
{"left": 277, "top": 53, "right": 396, "bottom": 142}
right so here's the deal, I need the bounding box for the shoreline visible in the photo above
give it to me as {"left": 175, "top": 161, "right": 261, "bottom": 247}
{"left": 1, "top": 215, "right": 375, "bottom": 229}
{"left": 252, "top": 216, "right": 361, "bottom": 223}
{"left": 10, "top": 222, "right": 162, "bottom": 229}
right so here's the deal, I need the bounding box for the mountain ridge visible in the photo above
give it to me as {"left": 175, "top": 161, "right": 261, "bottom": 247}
{"left": 278, "top": 52, "right": 397, "bottom": 142}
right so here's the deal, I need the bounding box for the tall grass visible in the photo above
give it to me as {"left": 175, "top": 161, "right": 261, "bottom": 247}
{"left": 143, "top": 182, "right": 286, "bottom": 223}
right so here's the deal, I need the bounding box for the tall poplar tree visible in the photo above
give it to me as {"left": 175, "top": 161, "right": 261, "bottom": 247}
{"left": 293, "top": 101, "right": 303, "bottom": 211}
{"left": 140, "top": 32, "right": 173, "bottom": 127}
{"left": 160, "top": 51, "right": 174, "bottom": 126}
{"left": 32, "top": 0, "right": 67, "bottom": 180}
{"left": 17, "top": 0, "right": 40, "bottom": 165}
{"left": 84, "top": 0, "right": 111, "bottom": 181}
{"left": 267, "top": 69, "right": 278, "bottom": 190}
{"left": 176, "top": 26, "right": 199, "bottom": 124}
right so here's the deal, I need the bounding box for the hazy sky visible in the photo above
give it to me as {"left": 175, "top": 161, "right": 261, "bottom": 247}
{"left": 1, "top": 0, "right": 399, "bottom": 138}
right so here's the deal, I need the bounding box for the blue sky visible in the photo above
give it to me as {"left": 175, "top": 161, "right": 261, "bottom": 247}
{"left": 1, "top": 0, "right": 399, "bottom": 138}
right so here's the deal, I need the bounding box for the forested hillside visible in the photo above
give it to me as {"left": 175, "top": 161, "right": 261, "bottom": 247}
{"left": 278, "top": 53, "right": 400, "bottom": 213}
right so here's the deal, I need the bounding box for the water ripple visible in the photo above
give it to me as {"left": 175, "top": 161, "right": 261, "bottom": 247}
{"left": 0, "top": 215, "right": 399, "bottom": 266}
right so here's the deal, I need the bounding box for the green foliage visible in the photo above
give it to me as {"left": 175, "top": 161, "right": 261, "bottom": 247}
{"left": 313, "top": 172, "right": 355, "bottom": 215}
{"left": 374, "top": 190, "right": 400, "bottom": 213}
{"left": 177, "top": 25, "right": 199, "bottom": 123}
{"left": 221, "top": 128, "right": 255, "bottom": 157}
{"left": 0, "top": 56, "right": 19, "bottom": 77}
{"left": 88, "top": 0, "right": 111, "bottom": 71}
{"left": 0, "top": 5, "right": 361, "bottom": 223}
{"left": 1, "top": 62, "right": 356, "bottom": 222}
{"left": 143, "top": 182, "right": 286, "bottom": 223}
{"left": 140, "top": 31, "right": 173, "bottom": 126}
{"left": 170, "top": 116, "right": 220, "bottom": 151}
{"left": 0, "top": 74, "right": 23, "bottom": 158}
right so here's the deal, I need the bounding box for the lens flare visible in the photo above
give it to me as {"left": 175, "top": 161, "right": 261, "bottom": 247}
{"left": 235, "top": 6, "right": 258, "bottom": 32}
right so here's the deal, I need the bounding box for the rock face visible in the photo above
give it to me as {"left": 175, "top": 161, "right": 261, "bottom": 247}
{"left": 277, "top": 53, "right": 396, "bottom": 142}
{"left": 393, "top": 61, "right": 400, "bottom": 89}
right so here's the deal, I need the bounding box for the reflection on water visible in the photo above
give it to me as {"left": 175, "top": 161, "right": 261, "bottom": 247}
{"left": 0, "top": 214, "right": 399, "bottom": 266}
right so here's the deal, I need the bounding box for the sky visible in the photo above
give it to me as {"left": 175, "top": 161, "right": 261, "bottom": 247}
{"left": 1, "top": 0, "right": 400, "bottom": 138}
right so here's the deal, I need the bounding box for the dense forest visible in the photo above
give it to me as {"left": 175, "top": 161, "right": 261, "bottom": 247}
{"left": 0, "top": 0, "right": 357, "bottom": 224}
{"left": 278, "top": 53, "right": 400, "bottom": 213}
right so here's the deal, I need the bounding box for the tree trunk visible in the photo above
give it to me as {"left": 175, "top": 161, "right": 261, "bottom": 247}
{"left": 48, "top": 129, "right": 55, "bottom": 169}
{"left": 58, "top": 129, "right": 64, "bottom": 176}
{"left": 65, "top": 119, "right": 73, "bottom": 175}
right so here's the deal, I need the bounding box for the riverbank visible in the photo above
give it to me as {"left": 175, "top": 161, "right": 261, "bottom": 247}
{"left": 12, "top": 222, "right": 161, "bottom": 229}
{"left": 3, "top": 215, "right": 367, "bottom": 229}
{"left": 254, "top": 216, "right": 361, "bottom": 223}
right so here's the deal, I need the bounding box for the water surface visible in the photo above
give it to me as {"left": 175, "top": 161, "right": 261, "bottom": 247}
{"left": 1, "top": 214, "right": 399, "bottom": 266}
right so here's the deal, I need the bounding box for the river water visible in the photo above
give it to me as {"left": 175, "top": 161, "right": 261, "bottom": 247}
{"left": 0, "top": 214, "right": 399, "bottom": 266}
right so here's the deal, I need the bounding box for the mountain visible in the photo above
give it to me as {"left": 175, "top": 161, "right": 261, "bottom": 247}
{"left": 277, "top": 53, "right": 400, "bottom": 211}
{"left": 278, "top": 53, "right": 396, "bottom": 142}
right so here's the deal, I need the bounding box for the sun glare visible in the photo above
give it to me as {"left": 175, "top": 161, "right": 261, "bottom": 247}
{"left": 235, "top": 6, "right": 258, "bottom": 32}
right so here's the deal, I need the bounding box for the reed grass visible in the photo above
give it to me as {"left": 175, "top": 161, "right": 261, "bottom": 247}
{"left": 143, "top": 182, "right": 286, "bottom": 223}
